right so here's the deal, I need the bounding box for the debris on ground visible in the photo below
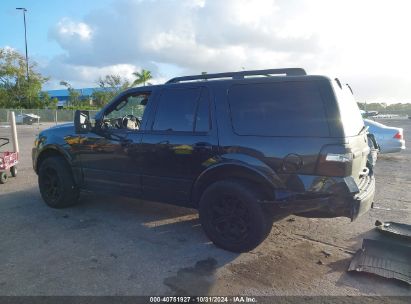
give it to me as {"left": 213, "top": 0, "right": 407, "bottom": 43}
{"left": 348, "top": 239, "right": 411, "bottom": 285}
{"left": 375, "top": 220, "right": 383, "bottom": 226}
{"left": 287, "top": 218, "right": 296, "bottom": 222}
{"left": 375, "top": 220, "right": 411, "bottom": 240}
{"left": 321, "top": 250, "right": 332, "bottom": 258}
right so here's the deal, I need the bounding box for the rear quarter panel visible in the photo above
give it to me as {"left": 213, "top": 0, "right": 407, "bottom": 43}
{"left": 211, "top": 80, "right": 346, "bottom": 192}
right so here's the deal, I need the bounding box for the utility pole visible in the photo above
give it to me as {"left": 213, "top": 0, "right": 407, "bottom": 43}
{"left": 16, "top": 8, "right": 29, "bottom": 81}
{"left": 16, "top": 8, "right": 30, "bottom": 107}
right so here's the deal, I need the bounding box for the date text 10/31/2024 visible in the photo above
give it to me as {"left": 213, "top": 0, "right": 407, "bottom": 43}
{"left": 149, "top": 296, "right": 257, "bottom": 303}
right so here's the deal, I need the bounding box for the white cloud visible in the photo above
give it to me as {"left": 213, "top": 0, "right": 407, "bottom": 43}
{"left": 54, "top": 18, "right": 92, "bottom": 41}
{"left": 43, "top": 0, "right": 411, "bottom": 102}
{"left": 41, "top": 56, "right": 140, "bottom": 89}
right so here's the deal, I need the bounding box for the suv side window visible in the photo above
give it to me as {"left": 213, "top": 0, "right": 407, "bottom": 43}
{"left": 228, "top": 81, "right": 329, "bottom": 137}
{"left": 103, "top": 92, "right": 151, "bottom": 130}
{"left": 153, "top": 87, "right": 210, "bottom": 132}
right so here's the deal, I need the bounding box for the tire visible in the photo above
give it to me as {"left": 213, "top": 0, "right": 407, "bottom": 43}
{"left": 199, "top": 179, "right": 273, "bottom": 253}
{"left": 10, "top": 166, "right": 17, "bottom": 177}
{"left": 38, "top": 156, "right": 80, "bottom": 208}
{"left": 0, "top": 172, "right": 8, "bottom": 184}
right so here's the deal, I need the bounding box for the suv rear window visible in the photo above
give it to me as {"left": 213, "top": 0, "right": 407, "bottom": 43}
{"left": 332, "top": 81, "right": 364, "bottom": 137}
{"left": 228, "top": 81, "right": 329, "bottom": 137}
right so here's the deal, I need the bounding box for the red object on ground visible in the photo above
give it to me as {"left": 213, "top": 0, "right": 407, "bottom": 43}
{"left": 0, "top": 138, "right": 19, "bottom": 173}
{"left": 0, "top": 151, "right": 19, "bottom": 171}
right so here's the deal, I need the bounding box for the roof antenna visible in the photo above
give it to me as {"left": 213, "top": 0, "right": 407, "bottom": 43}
{"left": 346, "top": 83, "right": 354, "bottom": 94}
{"left": 334, "top": 78, "right": 342, "bottom": 89}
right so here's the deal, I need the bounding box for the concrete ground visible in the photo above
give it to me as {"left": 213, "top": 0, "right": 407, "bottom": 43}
{"left": 0, "top": 120, "right": 410, "bottom": 296}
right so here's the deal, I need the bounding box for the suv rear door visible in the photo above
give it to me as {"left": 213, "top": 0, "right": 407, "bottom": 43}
{"left": 137, "top": 85, "right": 218, "bottom": 206}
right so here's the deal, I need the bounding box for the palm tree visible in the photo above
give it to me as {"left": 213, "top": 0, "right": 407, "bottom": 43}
{"left": 132, "top": 69, "right": 152, "bottom": 87}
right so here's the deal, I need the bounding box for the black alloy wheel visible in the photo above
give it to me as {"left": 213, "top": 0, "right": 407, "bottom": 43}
{"left": 210, "top": 194, "right": 251, "bottom": 244}
{"left": 199, "top": 179, "right": 273, "bottom": 253}
{"left": 38, "top": 156, "right": 80, "bottom": 208}
{"left": 41, "top": 167, "right": 61, "bottom": 204}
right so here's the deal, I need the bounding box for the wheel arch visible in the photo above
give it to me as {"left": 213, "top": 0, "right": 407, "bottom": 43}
{"left": 36, "top": 145, "right": 72, "bottom": 171}
{"left": 35, "top": 145, "right": 82, "bottom": 185}
{"left": 191, "top": 162, "right": 282, "bottom": 207}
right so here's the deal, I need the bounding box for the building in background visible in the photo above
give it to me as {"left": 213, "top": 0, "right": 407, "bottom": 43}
{"left": 47, "top": 88, "right": 96, "bottom": 108}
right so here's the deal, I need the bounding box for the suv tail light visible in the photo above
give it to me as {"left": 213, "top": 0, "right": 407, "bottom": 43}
{"left": 325, "top": 153, "right": 353, "bottom": 163}
{"left": 316, "top": 145, "right": 353, "bottom": 177}
{"left": 393, "top": 131, "right": 403, "bottom": 140}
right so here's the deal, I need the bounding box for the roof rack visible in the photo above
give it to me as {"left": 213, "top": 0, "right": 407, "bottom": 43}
{"left": 166, "top": 68, "right": 307, "bottom": 84}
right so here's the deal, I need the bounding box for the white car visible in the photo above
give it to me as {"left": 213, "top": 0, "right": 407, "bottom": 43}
{"left": 15, "top": 113, "right": 40, "bottom": 125}
{"left": 364, "top": 119, "right": 406, "bottom": 153}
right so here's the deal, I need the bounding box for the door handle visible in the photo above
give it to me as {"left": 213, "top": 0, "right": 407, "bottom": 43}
{"left": 157, "top": 140, "right": 170, "bottom": 145}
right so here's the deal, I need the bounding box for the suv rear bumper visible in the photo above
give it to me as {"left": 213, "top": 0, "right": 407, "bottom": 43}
{"left": 350, "top": 174, "right": 375, "bottom": 220}
{"left": 261, "top": 174, "right": 375, "bottom": 221}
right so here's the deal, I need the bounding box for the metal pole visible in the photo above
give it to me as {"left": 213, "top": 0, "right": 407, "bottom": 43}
{"left": 16, "top": 8, "right": 29, "bottom": 82}
{"left": 9, "top": 112, "right": 19, "bottom": 154}
{"left": 16, "top": 8, "right": 30, "bottom": 108}
{"left": 23, "top": 10, "right": 29, "bottom": 82}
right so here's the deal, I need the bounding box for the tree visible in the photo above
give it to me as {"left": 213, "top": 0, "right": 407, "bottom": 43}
{"left": 132, "top": 69, "right": 152, "bottom": 87}
{"left": 60, "top": 81, "right": 82, "bottom": 107}
{"left": 0, "top": 47, "right": 49, "bottom": 108}
{"left": 92, "top": 74, "right": 130, "bottom": 107}
{"left": 39, "top": 91, "right": 58, "bottom": 109}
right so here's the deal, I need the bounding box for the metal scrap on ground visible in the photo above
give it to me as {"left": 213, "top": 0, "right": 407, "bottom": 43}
{"left": 348, "top": 238, "right": 411, "bottom": 285}
{"left": 375, "top": 220, "right": 411, "bottom": 240}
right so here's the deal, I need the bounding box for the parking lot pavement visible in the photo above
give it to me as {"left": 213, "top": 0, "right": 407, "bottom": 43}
{"left": 0, "top": 120, "right": 410, "bottom": 296}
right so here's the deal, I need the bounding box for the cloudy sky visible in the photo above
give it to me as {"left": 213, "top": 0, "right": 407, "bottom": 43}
{"left": 1, "top": 0, "right": 411, "bottom": 103}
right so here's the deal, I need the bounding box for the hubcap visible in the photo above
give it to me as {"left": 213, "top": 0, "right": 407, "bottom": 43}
{"left": 210, "top": 195, "right": 250, "bottom": 243}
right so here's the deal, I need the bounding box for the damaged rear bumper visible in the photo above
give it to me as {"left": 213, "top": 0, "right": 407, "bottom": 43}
{"left": 351, "top": 174, "right": 375, "bottom": 220}
{"left": 261, "top": 174, "right": 375, "bottom": 221}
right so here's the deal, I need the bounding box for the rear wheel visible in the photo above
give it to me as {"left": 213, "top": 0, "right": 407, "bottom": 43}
{"left": 38, "top": 156, "right": 80, "bottom": 208}
{"left": 0, "top": 172, "right": 8, "bottom": 184}
{"left": 10, "top": 166, "right": 17, "bottom": 177}
{"left": 199, "top": 179, "right": 273, "bottom": 252}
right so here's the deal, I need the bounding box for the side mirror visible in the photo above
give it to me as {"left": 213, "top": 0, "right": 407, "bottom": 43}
{"left": 74, "top": 110, "right": 91, "bottom": 134}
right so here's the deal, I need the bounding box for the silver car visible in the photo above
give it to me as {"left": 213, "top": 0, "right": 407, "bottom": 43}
{"left": 364, "top": 119, "right": 406, "bottom": 153}
{"left": 15, "top": 113, "right": 40, "bottom": 125}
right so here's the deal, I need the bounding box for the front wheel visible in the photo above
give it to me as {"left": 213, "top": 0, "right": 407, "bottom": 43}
{"left": 199, "top": 179, "right": 273, "bottom": 253}
{"left": 38, "top": 156, "right": 80, "bottom": 208}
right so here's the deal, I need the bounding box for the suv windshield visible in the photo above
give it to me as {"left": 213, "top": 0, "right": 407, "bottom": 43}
{"left": 332, "top": 81, "right": 364, "bottom": 136}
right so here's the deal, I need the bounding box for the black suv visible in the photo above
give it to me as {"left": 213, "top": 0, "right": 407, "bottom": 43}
{"left": 32, "top": 68, "right": 375, "bottom": 252}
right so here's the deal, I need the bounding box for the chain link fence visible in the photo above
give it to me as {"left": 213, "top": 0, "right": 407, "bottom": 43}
{"left": 0, "top": 109, "right": 100, "bottom": 125}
